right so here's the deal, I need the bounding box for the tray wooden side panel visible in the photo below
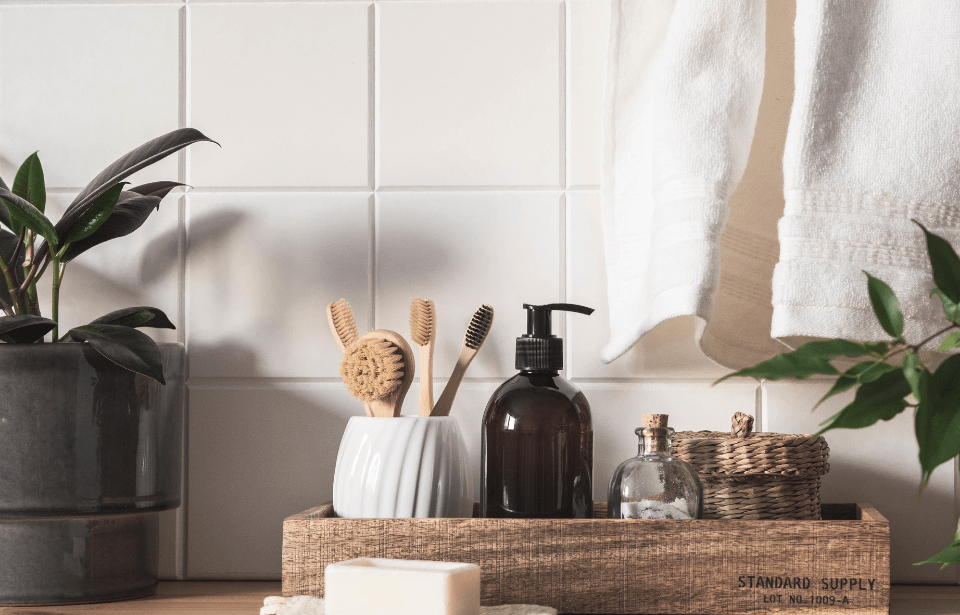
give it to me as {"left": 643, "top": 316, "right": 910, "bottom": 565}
{"left": 282, "top": 503, "right": 889, "bottom": 615}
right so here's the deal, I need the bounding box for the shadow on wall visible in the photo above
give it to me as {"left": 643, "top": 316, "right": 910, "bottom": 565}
{"left": 820, "top": 460, "right": 955, "bottom": 584}
{"left": 184, "top": 340, "right": 354, "bottom": 579}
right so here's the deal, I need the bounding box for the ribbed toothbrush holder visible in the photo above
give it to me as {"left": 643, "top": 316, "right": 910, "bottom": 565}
{"left": 332, "top": 416, "right": 474, "bottom": 518}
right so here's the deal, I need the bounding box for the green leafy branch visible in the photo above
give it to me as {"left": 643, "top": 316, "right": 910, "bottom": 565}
{"left": 716, "top": 221, "right": 960, "bottom": 568}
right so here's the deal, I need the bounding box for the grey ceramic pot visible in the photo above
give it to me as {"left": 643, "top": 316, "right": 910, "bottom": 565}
{"left": 0, "top": 342, "right": 184, "bottom": 605}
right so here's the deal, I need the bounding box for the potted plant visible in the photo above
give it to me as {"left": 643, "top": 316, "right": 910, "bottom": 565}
{"left": 0, "top": 128, "right": 215, "bottom": 605}
{"left": 718, "top": 221, "right": 960, "bottom": 569}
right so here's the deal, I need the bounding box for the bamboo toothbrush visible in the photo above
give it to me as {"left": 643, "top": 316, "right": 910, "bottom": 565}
{"left": 432, "top": 304, "right": 494, "bottom": 417}
{"left": 326, "top": 298, "right": 359, "bottom": 352}
{"left": 340, "top": 329, "right": 415, "bottom": 418}
{"left": 410, "top": 298, "right": 437, "bottom": 417}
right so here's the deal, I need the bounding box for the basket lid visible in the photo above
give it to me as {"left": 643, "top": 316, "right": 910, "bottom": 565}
{"left": 672, "top": 412, "right": 830, "bottom": 477}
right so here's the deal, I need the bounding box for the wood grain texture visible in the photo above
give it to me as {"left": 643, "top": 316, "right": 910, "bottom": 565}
{"left": 282, "top": 503, "right": 889, "bottom": 615}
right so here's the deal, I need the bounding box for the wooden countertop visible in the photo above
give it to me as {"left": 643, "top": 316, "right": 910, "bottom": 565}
{"left": 0, "top": 582, "right": 956, "bottom": 614}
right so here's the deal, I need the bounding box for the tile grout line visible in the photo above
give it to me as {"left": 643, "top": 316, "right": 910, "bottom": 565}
{"left": 370, "top": 0, "right": 380, "bottom": 330}
{"left": 558, "top": 0, "right": 567, "bottom": 192}
{"left": 369, "top": 1, "right": 379, "bottom": 191}
{"left": 178, "top": 1, "right": 190, "bottom": 581}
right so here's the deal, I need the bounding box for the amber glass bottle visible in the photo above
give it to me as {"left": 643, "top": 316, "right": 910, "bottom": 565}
{"left": 481, "top": 303, "right": 594, "bottom": 519}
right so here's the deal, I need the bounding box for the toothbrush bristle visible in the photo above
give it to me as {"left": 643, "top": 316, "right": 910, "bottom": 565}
{"left": 409, "top": 298, "right": 436, "bottom": 347}
{"left": 464, "top": 304, "right": 494, "bottom": 350}
{"left": 330, "top": 298, "right": 358, "bottom": 347}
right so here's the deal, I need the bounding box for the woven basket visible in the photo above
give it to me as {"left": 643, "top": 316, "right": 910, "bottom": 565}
{"left": 672, "top": 412, "right": 830, "bottom": 520}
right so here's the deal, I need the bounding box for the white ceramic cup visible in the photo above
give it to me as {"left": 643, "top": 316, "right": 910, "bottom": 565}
{"left": 332, "top": 416, "right": 474, "bottom": 518}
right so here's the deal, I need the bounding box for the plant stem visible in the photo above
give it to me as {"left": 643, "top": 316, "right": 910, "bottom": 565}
{"left": 51, "top": 255, "right": 62, "bottom": 342}
{"left": 886, "top": 323, "right": 960, "bottom": 360}
{"left": 0, "top": 249, "right": 20, "bottom": 312}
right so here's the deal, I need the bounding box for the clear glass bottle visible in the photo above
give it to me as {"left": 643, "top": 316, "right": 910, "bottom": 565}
{"left": 607, "top": 414, "right": 702, "bottom": 520}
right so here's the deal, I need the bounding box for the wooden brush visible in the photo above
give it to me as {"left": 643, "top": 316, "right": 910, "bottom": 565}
{"left": 340, "top": 329, "right": 415, "bottom": 418}
{"left": 432, "top": 304, "right": 494, "bottom": 417}
{"left": 326, "top": 298, "right": 359, "bottom": 352}
{"left": 410, "top": 298, "right": 437, "bottom": 417}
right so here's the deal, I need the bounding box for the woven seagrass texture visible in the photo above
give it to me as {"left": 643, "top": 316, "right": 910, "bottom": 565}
{"left": 281, "top": 503, "right": 889, "bottom": 615}
{"left": 672, "top": 413, "right": 830, "bottom": 520}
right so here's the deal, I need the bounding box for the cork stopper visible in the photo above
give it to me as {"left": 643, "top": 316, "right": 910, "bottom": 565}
{"left": 637, "top": 414, "right": 672, "bottom": 454}
{"left": 642, "top": 414, "right": 668, "bottom": 428}
{"left": 731, "top": 412, "right": 755, "bottom": 438}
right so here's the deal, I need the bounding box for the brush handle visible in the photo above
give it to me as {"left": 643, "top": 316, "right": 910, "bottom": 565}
{"left": 362, "top": 330, "right": 415, "bottom": 418}
{"left": 418, "top": 342, "right": 434, "bottom": 417}
{"left": 432, "top": 346, "right": 477, "bottom": 417}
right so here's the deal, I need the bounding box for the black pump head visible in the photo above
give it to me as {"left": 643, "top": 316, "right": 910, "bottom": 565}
{"left": 516, "top": 303, "right": 594, "bottom": 371}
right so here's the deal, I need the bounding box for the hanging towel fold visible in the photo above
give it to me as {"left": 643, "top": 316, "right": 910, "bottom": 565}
{"left": 601, "top": 0, "right": 766, "bottom": 364}
{"left": 773, "top": 0, "right": 960, "bottom": 346}
{"left": 603, "top": 0, "right": 960, "bottom": 367}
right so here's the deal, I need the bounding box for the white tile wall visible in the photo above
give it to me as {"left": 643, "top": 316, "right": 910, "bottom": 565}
{"left": 0, "top": 0, "right": 953, "bottom": 587}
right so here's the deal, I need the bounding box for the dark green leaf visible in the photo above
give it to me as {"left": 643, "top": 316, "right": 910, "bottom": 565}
{"left": 60, "top": 194, "right": 162, "bottom": 263}
{"left": 0, "top": 187, "right": 56, "bottom": 248}
{"left": 931, "top": 288, "right": 960, "bottom": 324}
{"left": 0, "top": 174, "right": 9, "bottom": 230}
{"left": 62, "top": 182, "right": 125, "bottom": 245}
{"left": 715, "top": 339, "right": 869, "bottom": 384}
{"left": 812, "top": 361, "right": 897, "bottom": 410}
{"left": 917, "top": 537, "right": 960, "bottom": 569}
{"left": 915, "top": 354, "right": 960, "bottom": 487}
{"left": 0, "top": 314, "right": 56, "bottom": 343}
{"left": 818, "top": 398, "right": 907, "bottom": 433}
{"left": 916, "top": 539, "right": 960, "bottom": 569}
{"left": 129, "top": 181, "right": 187, "bottom": 200}
{"left": 865, "top": 272, "right": 904, "bottom": 340}
{"left": 817, "top": 368, "right": 912, "bottom": 434}
{"left": 39, "top": 129, "right": 215, "bottom": 265}
{"left": 865, "top": 342, "right": 892, "bottom": 356}
{"left": 903, "top": 352, "right": 924, "bottom": 401}
{"left": 11, "top": 151, "right": 46, "bottom": 214}
{"left": 90, "top": 306, "right": 175, "bottom": 330}
{"left": 937, "top": 331, "right": 960, "bottom": 352}
{"left": 916, "top": 220, "right": 960, "bottom": 304}
{"left": 68, "top": 324, "right": 165, "bottom": 384}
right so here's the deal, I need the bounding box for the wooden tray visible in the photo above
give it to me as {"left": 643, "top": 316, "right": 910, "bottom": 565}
{"left": 282, "top": 503, "right": 889, "bottom": 615}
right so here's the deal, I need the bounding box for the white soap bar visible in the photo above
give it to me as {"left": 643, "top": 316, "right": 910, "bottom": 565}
{"left": 325, "top": 558, "right": 481, "bottom": 615}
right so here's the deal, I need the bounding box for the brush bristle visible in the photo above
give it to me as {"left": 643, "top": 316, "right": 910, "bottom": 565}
{"left": 329, "top": 298, "right": 359, "bottom": 347}
{"left": 340, "top": 338, "right": 404, "bottom": 402}
{"left": 464, "top": 304, "right": 494, "bottom": 350}
{"left": 409, "top": 298, "right": 436, "bottom": 347}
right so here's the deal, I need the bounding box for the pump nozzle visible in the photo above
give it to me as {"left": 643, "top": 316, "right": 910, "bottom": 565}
{"left": 517, "top": 303, "right": 594, "bottom": 371}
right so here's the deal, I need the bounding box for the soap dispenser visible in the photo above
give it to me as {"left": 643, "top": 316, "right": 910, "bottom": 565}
{"left": 481, "top": 303, "right": 594, "bottom": 519}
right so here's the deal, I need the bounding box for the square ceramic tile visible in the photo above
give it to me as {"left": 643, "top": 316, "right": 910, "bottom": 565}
{"left": 186, "top": 384, "right": 357, "bottom": 578}
{"left": 0, "top": 6, "right": 180, "bottom": 188}
{"left": 566, "top": 193, "right": 727, "bottom": 379}
{"left": 582, "top": 382, "right": 760, "bottom": 501}
{"left": 568, "top": 0, "right": 608, "bottom": 188}
{"left": 186, "top": 193, "right": 371, "bottom": 379}
{"left": 763, "top": 381, "right": 958, "bottom": 584}
{"left": 379, "top": 2, "right": 561, "bottom": 187}
{"left": 376, "top": 192, "right": 561, "bottom": 380}
{"left": 33, "top": 192, "right": 182, "bottom": 344}
{"left": 189, "top": 3, "right": 370, "bottom": 188}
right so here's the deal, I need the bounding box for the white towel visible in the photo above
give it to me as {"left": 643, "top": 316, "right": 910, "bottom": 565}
{"left": 773, "top": 0, "right": 960, "bottom": 347}
{"left": 603, "top": 0, "right": 960, "bottom": 367}
{"left": 601, "top": 0, "right": 767, "bottom": 364}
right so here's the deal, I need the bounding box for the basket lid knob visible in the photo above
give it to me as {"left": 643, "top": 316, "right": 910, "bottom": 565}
{"left": 642, "top": 414, "right": 668, "bottom": 428}
{"left": 731, "top": 412, "right": 754, "bottom": 438}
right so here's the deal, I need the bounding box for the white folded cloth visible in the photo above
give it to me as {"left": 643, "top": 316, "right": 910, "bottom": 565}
{"left": 602, "top": 0, "right": 960, "bottom": 367}
{"left": 773, "top": 1, "right": 960, "bottom": 347}
{"left": 601, "top": 0, "right": 766, "bottom": 365}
